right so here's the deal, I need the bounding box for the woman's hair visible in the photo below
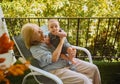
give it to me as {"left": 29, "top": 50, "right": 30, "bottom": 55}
{"left": 21, "top": 23, "right": 39, "bottom": 49}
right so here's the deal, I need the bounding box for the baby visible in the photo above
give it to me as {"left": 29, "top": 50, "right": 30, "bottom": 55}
{"left": 48, "top": 19, "right": 76, "bottom": 69}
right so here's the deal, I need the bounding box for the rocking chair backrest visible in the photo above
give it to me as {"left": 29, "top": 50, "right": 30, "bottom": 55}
{"left": 12, "top": 35, "right": 40, "bottom": 68}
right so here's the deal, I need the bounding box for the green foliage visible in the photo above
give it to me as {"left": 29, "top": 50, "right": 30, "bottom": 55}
{"left": 0, "top": 0, "right": 120, "bottom": 17}
{"left": 0, "top": 0, "right": 120, "bottom": 57}
{"left": 95, "top": 61, "right": 120, "bottom": 84}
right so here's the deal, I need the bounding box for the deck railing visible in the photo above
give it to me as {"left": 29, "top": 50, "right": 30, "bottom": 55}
{"left": 2, "top": 17, "right": 120, "bottom": 61}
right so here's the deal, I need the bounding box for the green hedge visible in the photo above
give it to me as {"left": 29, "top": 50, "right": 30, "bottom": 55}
{"left": 95, "top": 61, "right": 120, "bottom": 84}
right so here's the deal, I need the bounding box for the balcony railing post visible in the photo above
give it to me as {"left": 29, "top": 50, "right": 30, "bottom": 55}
{"left": 1, "top": 17, "right": 119, "bottom": 61}
{"left": 76, "top": 18, "right": 80, "bottom": 46}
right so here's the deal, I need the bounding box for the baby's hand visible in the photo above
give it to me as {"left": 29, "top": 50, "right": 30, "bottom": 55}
{"left": 56, "top": 30, "right": 67, "bottom": 38}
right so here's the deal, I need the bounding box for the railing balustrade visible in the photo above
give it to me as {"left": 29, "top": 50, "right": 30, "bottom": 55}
{"left": 2, "top": 17, "right": 120, "bottom": 61}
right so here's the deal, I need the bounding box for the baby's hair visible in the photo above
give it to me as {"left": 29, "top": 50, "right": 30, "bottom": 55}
{"left": 48, "top": 19, "right": 58, "bottom": 23}
{"left": 48, "top": 19, "right": 59, "bottom": 26}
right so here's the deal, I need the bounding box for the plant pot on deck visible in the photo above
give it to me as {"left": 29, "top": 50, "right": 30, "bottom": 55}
{"left": 0, "top": 50, "right": 15, "bottom": 70}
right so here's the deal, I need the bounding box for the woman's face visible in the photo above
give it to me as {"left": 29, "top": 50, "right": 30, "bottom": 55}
{"left": 31, "top": 26, "right": 50, "bottom": 45}
{"left": 32, "top": 27, "right": 44, "bottom": 43}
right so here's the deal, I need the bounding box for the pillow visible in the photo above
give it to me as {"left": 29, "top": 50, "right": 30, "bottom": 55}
{"left": 40, "top": 25, "right": 49, "bottom": 36}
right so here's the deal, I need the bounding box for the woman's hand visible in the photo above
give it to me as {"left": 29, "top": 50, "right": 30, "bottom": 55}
{"left": 67, "top": 47, "right": 77, "bottom": 64}
{"left": 67, "top": 47, "right": 76, "bottom": 57}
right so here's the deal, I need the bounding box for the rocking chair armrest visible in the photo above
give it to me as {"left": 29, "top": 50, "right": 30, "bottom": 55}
{"left": 28, "top": 65, "right": 63, "bottom": 84}
{"left": 19, "top": 57, "right": 63, "bottom": 84}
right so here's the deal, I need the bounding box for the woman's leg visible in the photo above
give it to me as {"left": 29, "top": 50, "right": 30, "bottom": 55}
{"left": 50, "top": 67, "right": 92, "bottom": 84}
{"left": 74, "top": 58, "right": 101, "bottom": 84}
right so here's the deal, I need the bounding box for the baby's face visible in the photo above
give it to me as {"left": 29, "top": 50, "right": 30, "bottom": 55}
{"left": 48, "top": 21, "right": 60, "bottom": 34}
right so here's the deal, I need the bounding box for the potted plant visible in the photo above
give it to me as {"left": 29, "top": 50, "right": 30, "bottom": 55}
{"left": 0, "top": 33, "right": 29, "bottom": 84}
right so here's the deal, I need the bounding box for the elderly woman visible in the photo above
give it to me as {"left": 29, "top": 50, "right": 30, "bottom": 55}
{"left": 21, "top": 23, "right": 101, "bottom": 84}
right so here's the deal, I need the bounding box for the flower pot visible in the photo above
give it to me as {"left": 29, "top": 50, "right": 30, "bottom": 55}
{"left": 0, "top": 50, "right": 15, "bottom": 70}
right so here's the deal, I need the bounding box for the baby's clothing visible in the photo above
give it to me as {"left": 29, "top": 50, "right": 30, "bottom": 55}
{"left": 48, "top": 29, "right": 71, "bottom": 54}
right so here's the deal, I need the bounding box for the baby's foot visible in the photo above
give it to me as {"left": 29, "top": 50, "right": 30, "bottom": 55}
{"left": 69, "top": 62, "right": 76, "bottom": 71}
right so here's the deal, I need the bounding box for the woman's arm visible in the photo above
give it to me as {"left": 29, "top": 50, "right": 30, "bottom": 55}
{"left": 52, "top": 37, "right": 65, "bottom": 62}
